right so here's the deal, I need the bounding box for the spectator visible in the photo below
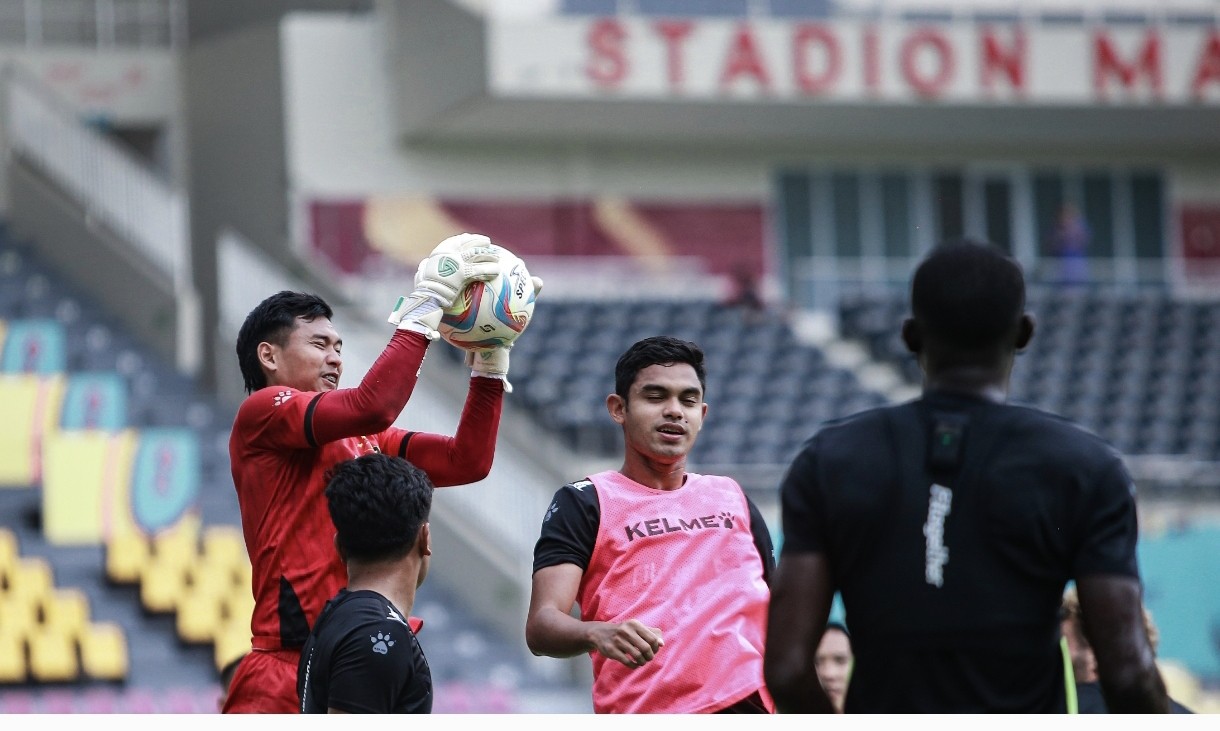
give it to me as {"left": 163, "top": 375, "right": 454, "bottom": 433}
{"left": 1060, "top": 587, "right": 1193, "bottom": 714}
{"left": 815, "top": 622, "right": 853, "bottom": 713}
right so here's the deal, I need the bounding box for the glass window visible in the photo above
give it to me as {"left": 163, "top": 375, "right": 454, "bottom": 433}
{"left": 777, "top": 171, "right": 813, "bottom": 258}
{"left": 934, "top": 171, "right": 964, "bottom": 243}
{"left": 1082, "top": 173, "right": 1114, "bottom": 259}
{"left": 1032, "top": 171, "right": 1065, "bottom": 258}
{"left": 984, "top": 178, "right": 1013, "bottom": 254}
{"left": 880, "top": 172, "right": 911, "bottom": 258}
{"left": 832, "top": 172, "right": 862, "bottom": 257}
{"left": 1130, "top": 172, "right": 1164, "bottom": 259}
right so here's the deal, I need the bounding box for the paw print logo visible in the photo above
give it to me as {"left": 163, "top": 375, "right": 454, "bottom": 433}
{"left": 272, "top": 390, "right": 293, "bottom": 407}
{"left": 543, "top": 502, "right": 559, "bottom": 522}
{"left": 370, "top": 631, "right": 395, "bottom": 655}
{"left": 719, "top": 512, "right": 736, "bottom": 529}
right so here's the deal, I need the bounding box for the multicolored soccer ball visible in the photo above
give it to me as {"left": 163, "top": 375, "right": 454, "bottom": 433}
{"left": 439, "top": 245, "right": 536, "bottom": 352}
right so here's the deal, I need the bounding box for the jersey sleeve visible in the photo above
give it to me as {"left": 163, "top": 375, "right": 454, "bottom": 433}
{"left": 777, "top": 440, "right": 827, "bottom": 556}
{"left": 324, "top": 618, "right": 421, "bottom": 714}
{"left": 745, "top": 495, "right": 776, "bottom": 585}
{"left": 307, "top": 330, "right": 431, "bottom": 446}
{"left": 532, "top": 481, "right": 600, "bottom": 573}
{"left": 395, "top": 375, "right": 504, "bottom": 487}
{"left": 1071, "top": 456, "right": 1140, "bottom": 579}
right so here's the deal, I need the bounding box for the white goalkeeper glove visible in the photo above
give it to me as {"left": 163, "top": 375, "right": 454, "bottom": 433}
{"left": 466, "top": 346, "right": 513, "bottom": 393}
{"left": 387, "top": 233, "right": 502, "bottom": 339}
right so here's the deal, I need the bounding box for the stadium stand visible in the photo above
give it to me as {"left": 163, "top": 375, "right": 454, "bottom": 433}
{"left": 838, "top": 284, "right": 1220, "bottom": 462}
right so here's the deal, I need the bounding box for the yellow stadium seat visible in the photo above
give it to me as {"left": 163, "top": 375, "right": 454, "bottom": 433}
{"left": 80, "top": 621, "right": 128, "bottom": 681}
{"left": 27, "top": 626, "right": 79, "bottom": 683}
{"left": 0, "top": 527, "right": 18, "bottom": 580}
{"left": 0, "top": 630, "right": 26, "bottom": 684}
{"left": 213, "top": 623, "right": 251, "bottom": 675}
{"left": 153, "top": 517, "right": 202, "bottom": 570}
{"left": 202, "top": 524, "right": 247, "bottom": 570}
{"left": 41, "top": 587, "right": 91, "bottom": 640}
{"left": 0, "top": 594, "right": 40, "bottom": 637}
{"left": 140, "top": 556, "right": 189, "bottom": 614}
{"left": 190, "top": 559, "right": 239, "bottom": 600}
{"left": 7, "top": 556, "right": 53, "bottom": 604}
{"left": 176, "top": 586, "right": 225, "bottom": 644}
{"left": 105, "top": 532, "right": 151, "bottom": 585}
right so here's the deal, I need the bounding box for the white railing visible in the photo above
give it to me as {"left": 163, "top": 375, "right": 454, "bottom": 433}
{"left": 5, "top": 65, "right": 191, "bottom": 290}
{"left": 0, "top": 0, "right": 185, "bottom": 49}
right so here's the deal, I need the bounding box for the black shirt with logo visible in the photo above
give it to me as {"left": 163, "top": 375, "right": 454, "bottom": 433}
{"left": 297, "top": 589, "right": 432, "bottom": 714}
{"left": 779, "top": 391, "right": 1140, "bottom": 713}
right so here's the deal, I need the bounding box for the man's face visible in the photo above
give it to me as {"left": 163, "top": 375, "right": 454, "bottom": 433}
{"left": 815, "top": 628, "right": 853, "bottom": 712}
{"left": 262, "top": 316, "right": 343, "bottom": 393}
{"left": 610, "top": 363, "right": 706, "bottom": 462}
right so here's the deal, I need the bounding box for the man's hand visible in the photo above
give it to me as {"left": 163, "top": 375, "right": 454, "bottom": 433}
{"left": 414, "top": 233, "right": 501, "bottom": 309}
{"left": 466, "top": 346, "right": 513, "bottom": 393}
{"left": 462, "top": 276, "right": 542, "bottom": 392}
{"left": 387, "top": 233, "right": 502, "bottom": 338}
{"left": 590, "top": 619, "right": 664, "bottom": 669}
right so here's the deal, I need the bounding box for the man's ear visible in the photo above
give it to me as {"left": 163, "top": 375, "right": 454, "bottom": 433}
{"left": 257, "top": 341, "right": 278, "bottom": 375}
{"left": 333, "top": 533, "right": 346, "bottom": 562}
{"left": 1015, "top": 313, "right": 1035, "bottom": 351}
{"left": 901, "top": 317, "right": 921, "bottom": 355}
{"left": 606, "top": 393, "right": 626, "bottom": 425}
{"left": 418, "top": 523, "right": 432, "bottom": 557}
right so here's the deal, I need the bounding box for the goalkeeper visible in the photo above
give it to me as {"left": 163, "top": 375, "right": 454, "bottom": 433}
{"left": 224, "top": 233, "right": 539, "bottom": 713}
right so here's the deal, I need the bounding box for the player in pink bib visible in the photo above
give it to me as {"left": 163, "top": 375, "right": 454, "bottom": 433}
{"left": 526, "top": 336, "right": 776, "bottom": 714}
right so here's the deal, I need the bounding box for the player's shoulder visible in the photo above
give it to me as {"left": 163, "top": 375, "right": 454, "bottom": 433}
{"left": 804, "top": 402, "right": 897, "bottom": 449}
{"left": 237, "top": 385, "right": 308, "bottom": 414}
{"left": 1001, "top": 401, "right": 1123, "bottom": 461}
{"left": 555, "top": 477, "right": 600, "bottom": 505}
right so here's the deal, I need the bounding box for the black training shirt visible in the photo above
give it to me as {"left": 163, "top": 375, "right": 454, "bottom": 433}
{"left": 779, "top": 391, "right": 1140, "bottom": 713}
{"left": 297, "top": 589, "right": 432, "bottom": 714}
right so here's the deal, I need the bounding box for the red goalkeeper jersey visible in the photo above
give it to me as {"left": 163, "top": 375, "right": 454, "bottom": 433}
{"left": 229, "top": 330, "right": 503, "bottom": 654}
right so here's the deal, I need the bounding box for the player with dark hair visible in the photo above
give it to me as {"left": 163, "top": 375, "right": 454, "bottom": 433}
{"left": 525, "top": 335, "right": 776, "bottom": 714}
{"left": 225, "top": 234, "right": 534, "bottom": 713}
{"left": 815, "top": 621, "right": 853, "bottom": 713}
{"left": 298, "top": 453, "right": 435, "bottom": 714}
{"left": 765, "top": 239, "right": 1170, "bottom": 713}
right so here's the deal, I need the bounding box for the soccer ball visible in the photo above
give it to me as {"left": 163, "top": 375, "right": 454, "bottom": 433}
{"left": 439, "top": 245, "right": 536, "bottom": 352}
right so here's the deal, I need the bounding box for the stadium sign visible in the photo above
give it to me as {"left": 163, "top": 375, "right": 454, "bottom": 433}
{"left": 488, "top": 16, "right": 1220, "bottom": 106}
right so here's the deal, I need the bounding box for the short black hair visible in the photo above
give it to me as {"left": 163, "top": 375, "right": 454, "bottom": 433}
{"left": 910, "top": 239, "right": 1026, "bottom": 350}
{"left": 324, "top": 453, "right": 434, "bottom": 563}
{"left": 235, "top": 291, "right": 333, "bottom": 394}
{"left": 614, "top": 335, "right": 707, "bottom": 400}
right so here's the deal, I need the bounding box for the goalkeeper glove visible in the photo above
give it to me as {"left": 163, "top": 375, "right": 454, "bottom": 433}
{"left": 467, "top": 346, "right": 513, "bottom": 393}
{"left": 387, "top": 233, "right": 502, "bottom": 339}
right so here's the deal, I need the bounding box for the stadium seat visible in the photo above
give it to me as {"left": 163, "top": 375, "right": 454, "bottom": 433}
{"left": 40, "top": 587, "right": 91, "bottom": 641}
{"left": 0, "top": 593, "right": 40, "bottom": 638}
{"left": 27, "top": 626, "right": 79, "bottom": 683}
{"left": 140, "top": 555, "right": 189, "bottom": 614}
{"left": 201, "top": 524, "right": 247, "bottom": 571}
{"left": 0, "top": 630, "right": 26, "bottom": 684}
{"left": 175, "top": 585, "right": 225, "bottom": 645}
{"left": 7, "top": 556, "right": 53, "bottom": 606}
{"left": 79, "top": 621, "right": 128, "bottom": 682}
{"left": 0, "top": 527, "right": 17, "bottom": 580}
{"left": 105, "top": 532, "right": 151, "bottom": 585}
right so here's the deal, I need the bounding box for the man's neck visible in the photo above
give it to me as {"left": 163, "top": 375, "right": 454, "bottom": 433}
{"left": 347, "top": 560, "right": 420, "bottom": 617}
{"left": 620, "top": 456, "right": 688, "bottom": 491}
{"left": 923, "top": 367, "right": 1009, "bottom": 404}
